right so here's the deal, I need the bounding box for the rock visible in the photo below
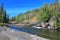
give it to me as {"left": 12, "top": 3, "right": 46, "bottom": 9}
{"left": 0, "top": 32, "right": 9, "bottom": 40}
{"left": 0, "top": 28, "right": 50, "bottom": 40}
{"left": 57, "top": 27, "right": 60, "bottom": 31}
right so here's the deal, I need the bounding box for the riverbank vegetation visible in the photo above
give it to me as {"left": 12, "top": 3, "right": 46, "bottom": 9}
{"left": 0, "top": 3, "right": 9, "bottom": 26}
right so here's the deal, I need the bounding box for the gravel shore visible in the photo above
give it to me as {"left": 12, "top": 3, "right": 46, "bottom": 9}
{"left": 0, "top": 28, "right": 50, "bottom": 40}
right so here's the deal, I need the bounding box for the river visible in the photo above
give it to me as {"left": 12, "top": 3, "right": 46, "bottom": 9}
{"left": 7, "top": 24, "right": 60, "bottom": 40}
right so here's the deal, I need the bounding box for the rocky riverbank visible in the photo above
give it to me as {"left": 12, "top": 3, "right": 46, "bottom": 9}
{"left": 0, "top": 27, "right": 50, "bottom": 40}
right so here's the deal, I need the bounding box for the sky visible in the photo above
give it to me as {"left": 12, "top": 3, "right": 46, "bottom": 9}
{"left": 0, "top": 0, "right": 56, "bottom": 18}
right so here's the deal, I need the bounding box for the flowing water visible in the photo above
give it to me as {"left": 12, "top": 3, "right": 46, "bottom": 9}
{"left": 7, "top": 24, "right": 60, "bottom": 40}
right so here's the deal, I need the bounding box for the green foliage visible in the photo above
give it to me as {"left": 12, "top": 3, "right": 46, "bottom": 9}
{"left": 0, "top": 4, "right": 9, "bottom": 23}
{"left": 54, "top": 12, "right": 60, "bottom": 27}
{"left": 56, "top": 22, "right": 60, "bottom": 27}
{"left": 14, "top": 14, "right": 24, "bottom": 23}
{"left": 38, "top": 3, "right": 52, "bottom": 22}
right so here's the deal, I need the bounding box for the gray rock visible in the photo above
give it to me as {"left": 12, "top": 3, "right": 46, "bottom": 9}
{"left": 0, "top": 29, "right": 49, "bottom": 40}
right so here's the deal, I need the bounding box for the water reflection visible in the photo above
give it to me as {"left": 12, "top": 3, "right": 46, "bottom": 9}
{"left": 40, "top": 30, "right": 60, "bottom": 40}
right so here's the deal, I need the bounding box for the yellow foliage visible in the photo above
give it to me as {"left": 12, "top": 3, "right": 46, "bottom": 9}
{"left": 23, "top": 20, "right": 29, "bottom": 22}
{"left": 30, "top": 16, "right": 37, "bottom": 21}
{"left": 23, "top": 16, "right": 37, "bottom": 23}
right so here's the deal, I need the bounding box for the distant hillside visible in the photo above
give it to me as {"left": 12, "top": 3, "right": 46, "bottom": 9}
{"left": 11, "top": 1, "right": 60, "bottom": 27}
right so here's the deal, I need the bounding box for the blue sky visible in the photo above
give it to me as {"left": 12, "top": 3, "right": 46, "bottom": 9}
{"left": 0, "top": 0, "right": 56, "bottom": 18}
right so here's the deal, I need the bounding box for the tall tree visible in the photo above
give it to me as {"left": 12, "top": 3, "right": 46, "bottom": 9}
{"left": 0, "top": 3, "right": 9, "bottom": 23}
